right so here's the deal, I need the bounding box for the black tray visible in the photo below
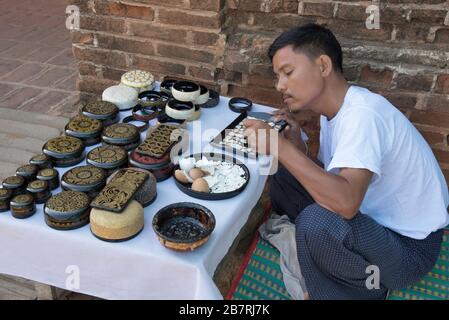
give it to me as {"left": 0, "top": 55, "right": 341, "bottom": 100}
{"left": 210, "top": 112, "right": 287, "bottom": 159}
{"left": 173, "top": 152, "right": 250, "bottom": 200}
{"left": 209, "top": 113, "right": 257, "bottom": 159}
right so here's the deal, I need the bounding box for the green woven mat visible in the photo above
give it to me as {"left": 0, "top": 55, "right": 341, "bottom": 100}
{"left": 228, "top": 228, "right": 449, "bottom": 300}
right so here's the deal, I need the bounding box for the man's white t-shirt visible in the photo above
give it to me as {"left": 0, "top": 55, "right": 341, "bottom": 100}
{"left": 318, "top": 85, "right": 449, "bottom": 240}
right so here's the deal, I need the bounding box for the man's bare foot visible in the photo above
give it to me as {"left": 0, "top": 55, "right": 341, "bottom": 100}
{"left": 304, "top": 292, "right": 310, "bottom": 300}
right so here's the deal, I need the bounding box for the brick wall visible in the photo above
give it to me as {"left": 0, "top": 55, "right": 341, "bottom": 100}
{"left": 69, "top": 0, "right": 449, "bottom": 179}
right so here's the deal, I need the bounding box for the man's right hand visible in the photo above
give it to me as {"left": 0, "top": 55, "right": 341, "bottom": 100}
{"left": 271, "top": 108, "right": 307, "bottom": 153}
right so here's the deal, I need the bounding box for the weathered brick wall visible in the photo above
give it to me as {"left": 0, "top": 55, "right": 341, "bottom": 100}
{"left": 69, "top": 0, "right": 449, "bottom": 179}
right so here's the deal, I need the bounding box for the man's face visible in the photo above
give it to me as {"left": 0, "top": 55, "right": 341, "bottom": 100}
{"left": 272, "top": 45, "right": 324, "bottom": 112}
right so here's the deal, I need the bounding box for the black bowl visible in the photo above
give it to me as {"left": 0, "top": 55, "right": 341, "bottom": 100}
{"left": 172, "top": 81, "right": 200, "bottom": 93}
{"left": 173, "top": 153, "right": 250, "bottom": 200}
{"left": 152, "top": 202, "right": 215, "bottom": 251}
{"left": 167, "top": 99, "right": 195, "bottom": 111}
{"left": 160, "top": 79, "right": 178, "bottom": 92}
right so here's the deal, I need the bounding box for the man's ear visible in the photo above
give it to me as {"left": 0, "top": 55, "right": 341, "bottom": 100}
{"left": 317, "top": 55, "right": 333, "bottom": 77}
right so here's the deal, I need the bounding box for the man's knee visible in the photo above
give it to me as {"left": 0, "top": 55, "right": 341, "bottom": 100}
{"left": 295, "top": 203, "right": 351, "bottom": 244}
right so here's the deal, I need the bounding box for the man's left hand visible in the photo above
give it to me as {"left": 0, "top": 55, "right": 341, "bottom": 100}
{"left": 243, "top": 119, "right": 277, "bottom": 155}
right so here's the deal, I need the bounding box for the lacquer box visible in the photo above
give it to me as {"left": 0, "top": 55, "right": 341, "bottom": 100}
{"left": 44, "top": 191, "right": 91, "bottom": 231}
{"left": 16, "top": 164, "right": 39, "bottom": 183}
{"left": 86, "top": 145, "right": 128, "bottom": 176}
{"left": 0, "top": 188, "right": 12, "bottom": 212}
{"left": 36, "top": 168, "right": 60, "bottom": 191}
{"left": 61, "top": 165, "right": 106, "bottom": 198}
{"left": 80, "top": 101, "right": 119, "bottom": 127}
{"left": 26, "top": 180, "right": 51, "bottom": 204}
{"left": 2, "top": 175, "right": 26, "bottom": 197}
{"left": 10, "top": 194, "right": 36, "bottom": 219}
{"left": 29, "top": 153, "right": 53, "bottom": 170}
{"left": 65, "top": 115, "right": 103, "bottom": 146}
{"left": 101, "top": 123, "right": 140, "bottom": 151}
{"left": 129, "top": 150, "right": 174, "bottom": 182}
{"left": 42, "top": 136, "right": 85, "bottom": 167}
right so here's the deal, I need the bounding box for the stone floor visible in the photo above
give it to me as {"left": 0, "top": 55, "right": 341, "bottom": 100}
{"left": 0, "top": 0, "right": 93, "bottom": 300}
{"left": 0, "top": 0, "right": 79, "bottom": 118}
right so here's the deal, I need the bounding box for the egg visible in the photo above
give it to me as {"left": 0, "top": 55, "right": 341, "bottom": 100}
{"left": 179, "top": 157, "right": 196, "bottom": 172}
{"left": 191, "top": 178, "right": 209, "bottom": 193}
{"left": 174, "top": 170, "right": 190, "bottom": 183}
{"left": 189, "top": 168, "right": 205, "bottom": 180}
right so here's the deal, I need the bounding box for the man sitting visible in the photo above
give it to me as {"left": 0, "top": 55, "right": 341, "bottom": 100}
{"left": 244, "top": 23, "right": 449, "bottom": 300}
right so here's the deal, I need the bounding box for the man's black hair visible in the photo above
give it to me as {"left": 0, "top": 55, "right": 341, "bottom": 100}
{"left": 268, "top": 23, "right": 343, "bottom": 74}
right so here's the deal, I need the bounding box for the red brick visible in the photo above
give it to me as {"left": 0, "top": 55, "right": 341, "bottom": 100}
{"left": 382, "top": 92, "right": 417, "bottom": 110}
{"left": 435, "top": 74, "right": 449, "bottom": 94}
{"left": 71, "top": 31, "right": 94, "bottom": 45}
{"left": 131, "top": 0, "right": 187, "bottom": 8}
{"left": 335, "top": 4, "right": 365, "bottom": 21}
{"left": 190, "top": 0, "right": 225, "bottom": 12}
{"left": 419, "top": 130, "right": 445, "bottom": 146}
{"left": 217, "top": 69, "right": 242, "bottom": 83}
{"left": 249, "top": 12, "right": 315, "bottom": 30}
{"left": 72, "top": 46, "right": 128, "bottom": 69}
{"left": 158, "top": 8, "right": 223, "bottom": 29}
{"left": 410, "top": 110, "right": 449, "bottom": 128}
{"left": 157, "top": 44, "right": 215, "bottom": 64}
{"left": 325, "top": 20, "right": 393, "bottom": 42}
{"left": 302, "top": 2, "right": 334, "bottom": 18}
{"left": 409, "top": 9, "right": 447, "bottom": 24}
{"left": 80, "top": 15, "right": 126, "bottom": 34}
{"left": 394, "top": 73, "right": 434, "bottom": 92}
{"left": 236, "top": 0, "right": 298, "bottom": 13}
{"left": 434, "top": 28, "right": 449, "bottom": 44}
{"left": 93, "top": 0, "right": 126, "bottom": 16}
{"left": 94, "top": 1, "right": 155, "bottom": 20}
{"left": 426, "top": 95, "right": 449, "bottom": 113}
{"left": 103, "top": 67, "right": 128, "bottom": 82}
{"left": 192, "top": 31, "right": 220, "bottom": 46}
{"left": 395, "top": 25, "right": 430, "bottom": 43}
{"left": 250, "top": 64, "right": 275, "bottom": 78}
{"left": 359, "top": 66, "right": 394, "bottom": 87}
{"left": 96, "top": 34, "right": 154, "bottom": 56}
{"left": 79, "top": 62, "right": 98, "bottom": 77}
{"left": 224, "top": 50, "right": 249, "bottom": 73}
{"left": 131, "top": 56, "right": 186, "bottom": 76}
{"left": 187, "top": 65, "right": 217, "bottom": 82}
{"left": 245, "top": 74, "right": 275, "bottom": 88}
{"left": 380, "top": 7, "right": 409, "bottom": 24}
{"left": 125, "top": 5, "right": 154, "bottom": 20}
{"left": 129, "top": 21, "right": 188, "bottom": 44}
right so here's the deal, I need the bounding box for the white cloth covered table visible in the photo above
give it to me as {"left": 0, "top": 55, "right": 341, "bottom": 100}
{"left": 0, "top": 92, "right": 276, "bottom": 299}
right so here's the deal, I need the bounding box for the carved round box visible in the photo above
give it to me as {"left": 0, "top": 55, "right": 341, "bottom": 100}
{"left": 44, "top": 191, "right": 91, "bottom": 231}
{"left": 42, "top": 136, "right": 85, "bottom": 167}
